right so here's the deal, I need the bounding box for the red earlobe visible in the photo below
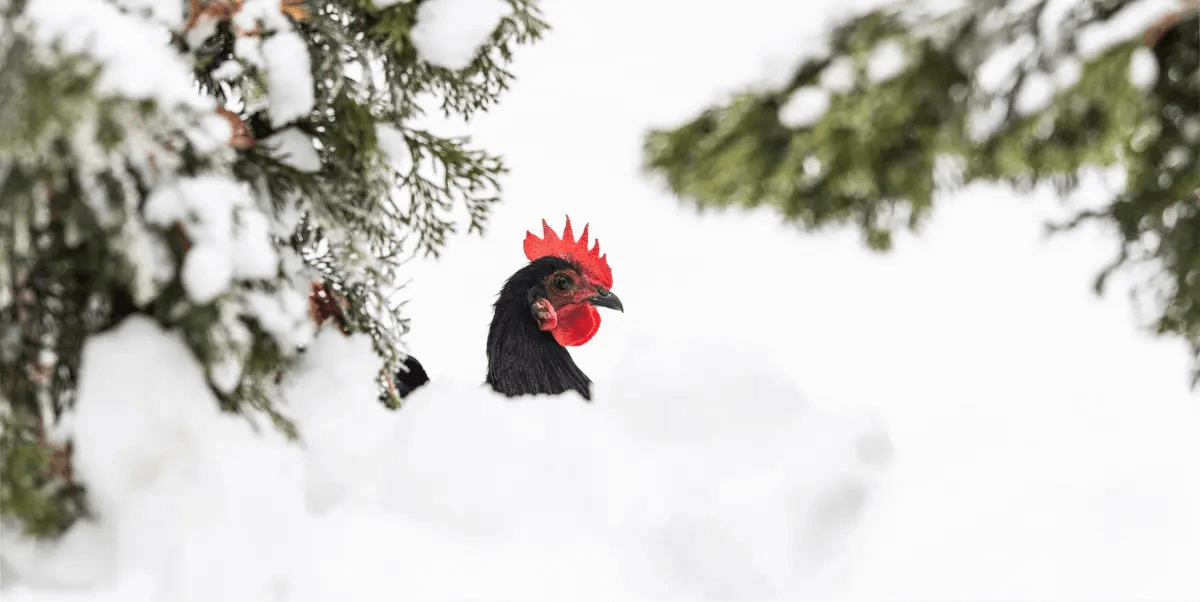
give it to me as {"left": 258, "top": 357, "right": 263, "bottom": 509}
{"left": 551, "top": 304, "right": 601, "bottom": 347}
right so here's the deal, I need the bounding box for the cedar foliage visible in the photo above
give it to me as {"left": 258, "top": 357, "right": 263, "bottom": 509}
{"left": 0, "top": 0, "right": 546, "bottom": 538}
{"left": 644, "top": 1, "right": 1199, "bottom": 378}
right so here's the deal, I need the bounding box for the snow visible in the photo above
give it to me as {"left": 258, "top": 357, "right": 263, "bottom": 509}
{"left": 233, "top": 36, "right": 266, "bottom": 68}
{"left": 397, "top": 2, "right": 1200, "bottom": 599}
{"left": 261, "top": 30, "right": 315, "bottom": 126}
{"left": 209, "top": 309, "right": 252, "bottom": 394}
{"left": 866, "top": 40, "right": 906, "bottom": 83}
{"left": 4, "top": 317, "right": 306, "bottom": 600}
{"left": 231, "top": 211, "right": 280, "bottom": 280}
{"left": 209, "top": 59, "right": 244, "bottom": 82}
{"left": 374, "top": 0, "right": 411, "bottom": 7}
{"left": 1128, "top": 46, "right": 1160, "bottom": 89}
{"left": 1183, "top": 117, "right": 1200, "bottom": 142}
{"left": 8, "top": 0, "right": 1200, "bottom": 600}
{"left": 241, "top": 287, "right": 315, "bottom": 349}
{"left": 779, "top": 87, "right": 831, "bottom": 128}
{"left": 967, "top": 98, "right": 1008, "bottom": 141}
{"left": 180, "top": 243, "right": 234, "bottom": 303}
{"left": 279, "top": 330, "right": 390, "bottom": 512}
{"left": 1076, "top": 0, "right": 1179, "bottom": 59}
{"left": 122, "top": 220, "right": 175, "bottom": 305}
{"left": 3, "top": 315, "right": 887, "bottom": 601}
{"left": 143, "top": 176, "right": 244, "bottom": 241}
{"left": 112, "top": 0, "right": 186, "bottom": 29}
{"left": 375, "top": 124, "right": 414, "bottom": 175}
{"left": 262, "top": 128, "right": 322, "bottom": 173}
{"left": 820, "top": 57, "right": 856, "bottom": 93}
{"left": 1052, "top": 57, "right": 1082, "bottom": 90}
{"left": 25, "top": 0, "right": 210, "bottom": 110}
{"left": 234, "top": 0, "right": 293, "bottom": 33}
{"left": 410, "top": 0, "right": 511, "bottom": 70}
{"left": 143, "top": 175, "right": 278, "bottom": 301}
{"left": 1015, "top": 70, "right": 1055, "bottom": 115}
{"left": 1037, "top": 0, "right": 1078, "bottom": 50}
{"left": 183, "top": 114, "right": 235, "bottom": 156}
{"left": 976, "top": 33, "right": 1035, "bottom": 93}
{"left": 183, "top": 12, "right": 221, "bottom": 49}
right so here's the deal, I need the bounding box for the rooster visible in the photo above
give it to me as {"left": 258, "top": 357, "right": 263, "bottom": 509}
{"left": 390, "top": 216, "right": 622, "bottom": 402}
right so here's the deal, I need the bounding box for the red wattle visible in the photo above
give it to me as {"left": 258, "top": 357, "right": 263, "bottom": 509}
{"left": 552, "top": 303, "right": 601, "bottom": 347}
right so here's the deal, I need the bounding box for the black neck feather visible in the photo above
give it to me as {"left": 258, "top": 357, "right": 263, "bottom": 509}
{"left": 485, "top": 257, "right": 592, "bottom": 401}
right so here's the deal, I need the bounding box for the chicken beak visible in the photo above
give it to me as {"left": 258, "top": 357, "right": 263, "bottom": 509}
{"left": 586, "top": 288, "right": 624, "bottom": 312}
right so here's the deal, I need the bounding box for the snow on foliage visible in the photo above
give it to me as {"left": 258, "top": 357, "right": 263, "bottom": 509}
{"left": 261, "top": 30, "right": 316, "bottom": 127}
{"left": 1128, "top": 46, "right": 1159, "bottom": 89}
{"left": 410, "top": 0, "right": 512, "bottom": 70}
{"left": 24, "top": 0, "right": 208, "bottom": 110}
{"left": 262, "top": 128, "right": 322, "bottom": 173}
{"left": 866, "top": 40, "right": 906, "bottom": 83}
{"left": 780, "top": 87, "right": 831, "bottom": 128}
{"left": 180, "top": 244, "right": 235, "bottom": 303}
{"left": 1015, "top": 70, "right": 1055, "bottom": 115}
{"left": 1075, "top": 0, "right": 1179, "bottom": 59}
{"left": 375, "top": 124, "right": 415, "bottom": 175}
{"left": 143, "top": 176, "right": 279, "bottom": 303}
{"left": 2, "top": 319, "right": 889, "bottom": 601}
{"left": 112, "top": 0, "right": 186, "bottom": 28}
{"left": 976, "top": 34, "right": 1036, "bottom": 94}
{"left": 821, "top": 57, "right": 856, "bottom": 93}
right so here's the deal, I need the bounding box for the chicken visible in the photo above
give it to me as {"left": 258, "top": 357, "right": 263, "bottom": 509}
{"left": 390, "top": 216, "right": 622, "bottom": 402}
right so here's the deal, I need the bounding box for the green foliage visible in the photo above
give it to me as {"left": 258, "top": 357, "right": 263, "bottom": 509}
{"left": 0, "top": 416, "right": 88, "bottom": 538}
{"left": 1, "top": 0, "right": 547, "bottom": 538}
{"left": 644, "top": 1, "right": 1200, "bottom": 375}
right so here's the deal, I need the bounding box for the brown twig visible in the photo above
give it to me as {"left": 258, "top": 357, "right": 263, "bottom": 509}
{"left": 184, "top": 0, "right": 310, "bottom": 35}
{"left": 33, "top": 417, "right": 74, "bottom": 485}
{"left": 216, "top": 106, "right": 256, "bottom": 150}
{"left": 307, "top": 281, "right": 351, "bottom": 335}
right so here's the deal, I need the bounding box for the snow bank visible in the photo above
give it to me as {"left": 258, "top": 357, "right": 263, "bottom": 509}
{"left": 4, "top": 316, "right": 306, "bottom": 601}
{"left": 1, "top": 318, "right": 889, "bottom": 601}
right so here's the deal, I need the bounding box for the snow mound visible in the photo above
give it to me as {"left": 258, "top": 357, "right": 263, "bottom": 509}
{"left": 5, "top": 316, "right": 306, "bottom": 601}
{"left": 2, "top": 321, "right": 888, "bottom": 601}
{"left": 280, "top": 329, "right": 390, "bottom": 512}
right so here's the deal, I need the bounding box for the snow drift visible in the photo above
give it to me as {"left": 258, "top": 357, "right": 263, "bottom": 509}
{"left": 1, "top": 316, "right": 890, "bottom": 601}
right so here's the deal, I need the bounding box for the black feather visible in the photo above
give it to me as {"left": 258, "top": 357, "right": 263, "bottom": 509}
{"left": 486, "top": 256, "right": 592, "bottom": 401}
{"left": 393, "top": 355, "right": 430, "bottom": 397}
{"left": 381, "top": 354, "right": 430, "bottom": 403}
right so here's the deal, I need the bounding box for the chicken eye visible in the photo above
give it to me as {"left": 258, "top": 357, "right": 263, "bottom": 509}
{"left": 552, "top": 274, "right": 573, "bottom": 291}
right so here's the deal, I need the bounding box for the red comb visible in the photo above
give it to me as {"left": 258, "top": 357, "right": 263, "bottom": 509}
{"left": 523, "top": 215, "right": 613, "bottom": 289}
